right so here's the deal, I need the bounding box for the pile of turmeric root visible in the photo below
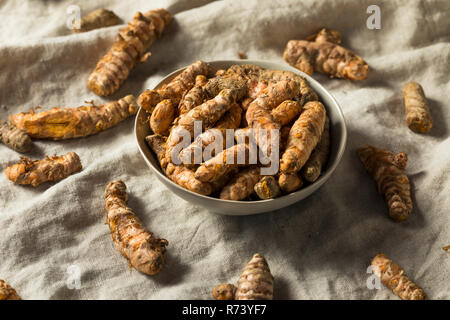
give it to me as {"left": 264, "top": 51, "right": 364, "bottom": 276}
{"left": 0, "top": 5, "right": 443, "bottom": 301}
{"left": 141, "top": 61, "right": 331, "bottom": 200}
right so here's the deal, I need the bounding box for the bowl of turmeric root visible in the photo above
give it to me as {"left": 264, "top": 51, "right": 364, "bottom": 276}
{"left": 135, "top": 60, "right": 347, "bottom": 215}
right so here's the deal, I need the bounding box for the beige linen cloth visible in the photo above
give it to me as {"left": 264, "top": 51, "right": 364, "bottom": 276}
{"left": 0, "top": 0, "right": 449, "bottom": 299}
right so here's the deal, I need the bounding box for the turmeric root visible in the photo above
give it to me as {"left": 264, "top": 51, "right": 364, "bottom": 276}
{"left": 74, "top": 8, "right": 120, "bottom": 33}
{"left": 0, "top": 280, "right": 21, "bottom": 300}
{"left": 195, "top": 144, "right": 249, "bottom": 183}
{"left": 283, "top": 29, "right": 369, "bottom": 80}
{"left": 178, "top": 75, "right": 208, "bottom": 115}
{"left": 9, "top": 95, "right": 138, "bottom": 140}
{"left": 145, "top": 134, "right": 169, "bottom": 170}
{"left": 235, "top": 253, "right": 274, "bottom": 300}
{"left": 270, "top": 100, "right": 301, "bottom": 126}
{"left": 254, "top": 176, "right": 281, "bottom": 199}
{"left": 179, "top": 103, "right": 242, "bottom": 165}
{"left": 371, "top": 253, "right": 426, "bottom": 300}
{"left": 402, "top": 82, "right": 433, "bottom": 133}
{"left": 259, "top": 69, "right": 318, "bottom": 106}
{"left": 138, "top": 60, "right": 211, "bottom": 113}
{"left": 105, "top": 181, "right": 168, "bottom": 275}
{"left": 357, "top": 145, "right": 412, "bottom": 222}
{"left": 146, "top": 134, "right": 212, "bottom": 195}
{"left": 443, "top": 245, "right": 450, "bottom": 252}
{"left": 87, "top": 9, "right": 171, "bottom": 96}
{"left": 301, "top": 117, "right": 330, "bottom": 182}
{"left": 246, "top": 80, "right": 300, "bottom": 156}
{"left": 220, "top": 167, "right": 261, "bottom": 200}
{"left": 280, "top": 101, "right": 326, "bottom": 173}
{"left": 0, "top": 119, "right": 32, "bottom": 153}
{"left": 150, "top": 99, "right": 175, "bottom": 135}
{"left": 306, "top": 28, "right": 342, "bottom": 44}
{"left": 166, "top": 88, "right": 243, "bottom": 163}
{"left": 212, "top": 284, "right": 236, "bottom": 300}
{"left": 278, "top": 172, "right": 303, "bottom": 193}
{"left": 5, "top": 152, "right": 82, "bottom": 187}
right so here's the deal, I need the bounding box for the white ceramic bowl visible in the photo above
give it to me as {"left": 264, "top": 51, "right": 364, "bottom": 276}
{"left": 135, "top": 60, "right": 347, "bottom": 215}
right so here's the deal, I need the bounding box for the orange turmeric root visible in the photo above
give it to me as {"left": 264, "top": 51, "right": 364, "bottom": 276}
{"left": 254, "top": 176, "right": 281, "bottom": 199}
{"left": 0, "top": 119, "right": 32, "bottom": 153}
{"left": 278, "top": 172, "right": 303, "bottom": 193}
{"left": 74, "top": 8, "right": 120, "bottom": 33}
{"left": 283, "top": 28, "right": 369, "bottom": 80}
{"left": 138, "top": 60, "right": 212, "bottom": 113}
{"left": 402, "top": 81, "right": 433, "bottom": 133}
{"left": 220, "top": 167, "right": 261, "bottom": 200}
{"left": 0, "top": 280, "right": 21, "bottom": 300}
{"left": 105, "top": 181, "right": 168, "bottom": 275}
{"left": 5, "top": 152, "right": 82, "bottom": 187}
{"left": 165, "top": 88, "right": 244, "bottom": 163}
{"left": 235, "top": 253, "right": 274, "bottom": 300}
{"left": 146, "top": 134, "right": 212, "bottom": 195}
{"left": 301, "top": 117, "right": 330, "bottom": 182}
{"left": 179, "top": 103, "right": 242, "bottom": 166}
{"left": 212, "top": 284, "right": 236, "bottom": 300}
{"left": 87, "top": 9, "right": 171, "bottom": 96}
{"left": 357, "top": 145, "right": 412, "bottom": 222}
{"left": 178, "top": 75, "right": 208, "bottom": 115}
{"left": 246, "top": 80, "right": 300, "bottom": 156}
{"left": 195, "top": 144, "right": 249, "bottom": 183}
{"left": 270, "top": 100, "right": 301, "bottom": 126}
{"left": 280, "top": 101, "right": 326, "bottom": 173}
{"left": 150, "top": 99, "right": 175, "bottom": 135}
{"left": 9, "top": 95, "right": 138, "bottom": 140}
{"left": 371, "top": 253, "right": 426, "bottom": 300}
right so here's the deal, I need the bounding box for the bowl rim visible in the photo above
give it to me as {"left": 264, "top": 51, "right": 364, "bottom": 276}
{"left": 135, "top": 59, "right": 348, "bottom": 205}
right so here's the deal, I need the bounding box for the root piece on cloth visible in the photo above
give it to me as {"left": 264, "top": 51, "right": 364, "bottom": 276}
{"left": 9, "top": 95, "right": 138, "bottom": 140}
{"left": 150, "top": 99, "right": 175, "bottom": 135}
{"left": 0, "top": 280, "right": 21, "bottom": 300}
{"left": 5, "top": 152, "right": 82, "bottom": 187}
{"left": 105, "top": 181, "right": 168, "bottom": 275}
{"left": 0, "top": 119, "right": 32, "bottom": 153}
{"left": 87, "top": 9, "right": 171, "bottom": 96}
{"left": 271, "top": 100, "right": 301, "bottom": 126}
{"left": 280, "top": 101, "right": 326, "bottom": 173}
{"left": 220, "top": 166, "right": 261, "bottom": 200}
{"left": 195, "top": 144, "right": 249, "bottom": 183}
{"left": 254, "top": 176, "right": 281, "bottom": 199}
{"left": 165, "top": 88, "right": 242, "bottom": 163}
{"left": 283, "top": 31, "right": 369, "bottom": 80}
{"left": 402, "top": 81, "right": 433, "bottom": 133}
{"left": 138, "top": 60, "right": 211, "bottom": 113}
{"left": 371, "top": 253, "right": 426, "bottom": 300}
{"left": 213, "top": 284, "right": 236, "bottom": 300}
{"left": 178, "top": 75, "right": 208, "bottom": 115}
{"left": 235, "top": 253, "right": 274, "bottom": 300}
{"left": 278, "top": 172, "right": 303, "bottom": 193}
{"left": 146, "top": 134, "right": 212, "bottom": 195}
{"left": 357, "top": 145, "right": 412, "bottom": 222}
{"left": 74, "top": 8, "right": 120, "bottom": 33}
{"left": 301, "top": 117, "right": 330, "bottom": 182}
{"left": 306, "top": 28, "right": 342, "bottom": 44}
